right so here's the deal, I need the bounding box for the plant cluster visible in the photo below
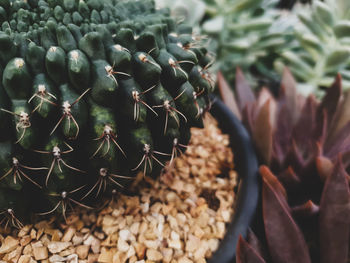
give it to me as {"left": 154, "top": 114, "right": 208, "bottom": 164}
{"left": 199, "top": 0, "right": 350, "bottom": 97}
{"left": 274, "top": 0, "right": 350, "bottom": 97}
{"left": 203, "top": 0, "right": 289, "bottom": 88}
{"left": 218, "top": 68, "right": 350, "bottom": 263}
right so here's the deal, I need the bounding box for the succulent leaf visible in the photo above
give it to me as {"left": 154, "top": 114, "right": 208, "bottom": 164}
{"left": 236, "top": 235, "right": 266, "bottom": 263}
{"left": 262, "top": 166, "right": 312, "bottom": 263}
{"left": 319, "top": 157, "right": 350, "bottom": 263}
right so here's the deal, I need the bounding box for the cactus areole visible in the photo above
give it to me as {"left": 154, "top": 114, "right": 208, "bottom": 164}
{"left": 0, "top": 0, "right": 214, "bottom": 225}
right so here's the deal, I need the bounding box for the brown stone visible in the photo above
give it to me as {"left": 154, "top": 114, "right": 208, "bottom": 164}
{"left": 146, "top": 249, "right": 163, "bottom": 261}
{"left": 18, "top": 255, "right": 32, "bottom": 263}
{"left": 76, "top": 245, "right": 89, "bottom": 259}
{"left": 47, "top": 241, "right": 71, "bottom": 254}
{"left": 33, "top": 246, "right": 48, "bottom": 261}
{"left": 97, "top": 247, "right": 113, "bottom": 263}
{"left": 0, "top": 236, "right": 19, "bottom": 254}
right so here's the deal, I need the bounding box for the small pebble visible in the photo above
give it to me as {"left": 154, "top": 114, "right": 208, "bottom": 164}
{"left": 0, "top": 115, "right": 238, "bottom": 263}
{"left": 146, "top": 248, "right": 163, "bottom": 261}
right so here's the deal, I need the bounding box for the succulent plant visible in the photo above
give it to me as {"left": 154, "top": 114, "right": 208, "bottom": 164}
{"left": 154, "top": 0, "right": 206, "bottom": 27}
{"left": 237, "top": 162, "right": 350, "bottom": 263}
{"left": 218, "top": 69, "right": 350, "bottom": 263}
{"left": 0, "top": 0, "right": 214, "bottom": 226}
{"left": 219, "top": 68, "right": 350, "bottom": 200}
{"left": 274, "top": 0, "right": 350, "bottom": 97}
{"left": 201, "top": 0, "right": 292, "bottom": 88}
{"left": 196, "top": 0, "right": 350, "bottom": 98}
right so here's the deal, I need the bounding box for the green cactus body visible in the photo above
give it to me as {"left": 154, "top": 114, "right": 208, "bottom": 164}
{"left": 0, "top": 0, "right": 213, "bottom": 225}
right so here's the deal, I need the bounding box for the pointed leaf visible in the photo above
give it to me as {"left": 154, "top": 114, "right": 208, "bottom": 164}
{"left": 271, "top": 143, "right": 284, "bottom": 171}
{"left": 292, "top": 200, "right": 319, "bottom": 218}
{"left": 272, "top": 104, "right": 293, "bottom": 163}
{"left": 246, "top": 229, "right": 265, "bottom": 258}
{"left": 324, "top": 121, "right": 350, "bottom": 158}
{"left": 328, "top": 89, "right": 350, "bottom": 145}
{"left": 319, "top": 156, "right": 350, "bottom": 263}
{"left": 278, "top": 166, "right": 301, "bottom": 190}
{"left": 283, "top": 140, "right": 306, "bottom": 174}
{"left": 317, "top": 73, "right": 342, "bottom": 129}
{"left": 313, "top": 109, "right": 328, "bottom": 147}
{"left": 217, "top": 71, "right": 242, "bottom": 120}
{"left": 242, "top": 104, "right": 254, "bottom": 135}
{"left": 255, "top": 87, "right": 276, "bottom": 128}
{"left": 236, "top": 235, "right": 266, "bottom": 263}
{"left": 280, "top": 67, "right": 299, "bottom": 124}
{"left": 262, "top": 170, "right": 311, "bottom": 263}
{"left": 292, "top": 95, "right": 317, "bottom": 157}
{"left": 235, "top": 67, "right": 255, "bottom": 111}
{"left": 260, "top": 166, "right": 289, "bottom": 210}
{"left": 253, "top": 100, "right": 273, "bottom": 165}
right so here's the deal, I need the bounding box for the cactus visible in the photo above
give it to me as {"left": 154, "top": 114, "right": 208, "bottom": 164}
{"left": 0, "top": 0, "right": 213, "bottom": 226}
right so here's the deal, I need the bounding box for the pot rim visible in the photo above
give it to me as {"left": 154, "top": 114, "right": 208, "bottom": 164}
{"left": 208, "top": 97, "right": 259, "bottom": 263}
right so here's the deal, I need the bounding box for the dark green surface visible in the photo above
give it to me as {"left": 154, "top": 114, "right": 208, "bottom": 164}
{"left": 0, "top": 0, "right": 213, "bottom": 225}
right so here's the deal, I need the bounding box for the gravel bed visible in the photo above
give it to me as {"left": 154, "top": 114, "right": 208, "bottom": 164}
{"left": 0, "top": 114, "right": 238, "bottom": 263}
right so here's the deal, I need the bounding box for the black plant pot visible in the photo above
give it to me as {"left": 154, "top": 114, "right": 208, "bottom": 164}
{"left": 208, "top": 98, "right": 259, "bottom": 263}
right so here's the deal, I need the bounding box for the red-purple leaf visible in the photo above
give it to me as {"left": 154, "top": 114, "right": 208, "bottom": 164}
{"left": 242, "top": 104, "right": 254, "bottom": 135}
{"left": 277, "top": 166, "right": 301, "bottom": 190}
{"left": 313, "top": 109, "right": 328, "bottom": 147}
{"left": 262, "top": 169, "right": 311, "bottom": 263}
{"left": 260, "top": 166, "right": 288, "bottom": 205}
{"left": 254, "top": 87, "right": 276, "bottom": 123}
{"left": 292, "top": 200, "right": 319, "bottom": 218}
{"left": 292, "top": 95, "right": 317, "bottom": 156}
{"left": 273, "top": 104, "right": 294, "bottom": 163}
{"left": 253, "top": 100, "right": 273, "bottom": 165}
{"left": 217, "top": 71, "right": 242, "bottom": 120}
{"left": 247, "top": 229, "right": 265, "bottom": 258}
{"left": 273, "top": 70, "right": 308, "bottom": 163}
{"left": 235, "top": 67, "right": 255, "bottom": 111}
{"left": 283, "top": 140, "right": 306, "bottom": 174}
{"left": 236, "top": 235, "right": 266, "bottom": 263}
{"left": 329, "top": 90, "right": 350, "bottom": 141}
{"left": 317, "top": 73, "right": 342, "bottom": 129}
{"left": 324, "top": 121, "right": 350, "bottom": 159}
{"left": 319, "top": 156, "right": 350, "bottom": 263}
{"left": 280, "top": 67, "right": 299, "bottom": 124}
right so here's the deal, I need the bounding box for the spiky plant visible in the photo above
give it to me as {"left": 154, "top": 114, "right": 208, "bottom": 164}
{"left": 0, "top": 0, "right": 214, "bottom": 227}
{"left": 218, "top": 69, "right": 350, "bottom": 262}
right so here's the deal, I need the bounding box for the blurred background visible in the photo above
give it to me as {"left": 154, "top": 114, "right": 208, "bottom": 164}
{"left": 156, "top": 0, "right": 350, "bottom": 98}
